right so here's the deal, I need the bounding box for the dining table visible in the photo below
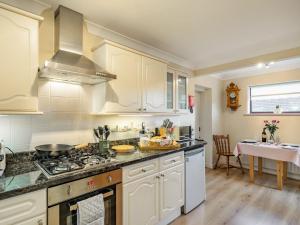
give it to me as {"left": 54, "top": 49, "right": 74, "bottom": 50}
{"left": 234, "top": 142, "right": 300, "bottom": 190}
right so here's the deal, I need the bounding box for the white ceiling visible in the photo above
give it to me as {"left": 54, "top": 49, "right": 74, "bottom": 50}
{"left": 29, "top": 0, "right": 300, "bottom": 69}
{"left": 212, "top": 57, "right": 300, "bottom": 80}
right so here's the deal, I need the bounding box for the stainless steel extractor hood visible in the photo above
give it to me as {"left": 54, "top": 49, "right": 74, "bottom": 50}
{"left": 39, "top": 6, "right": 116, "bottom": 85}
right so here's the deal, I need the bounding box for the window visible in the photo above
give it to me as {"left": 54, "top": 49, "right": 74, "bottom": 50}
{"left": 249, "top": 81, "right": 300, "bottom": 113}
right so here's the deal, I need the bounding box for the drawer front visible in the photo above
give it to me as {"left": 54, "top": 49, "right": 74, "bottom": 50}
{"left": 0, "top": 189, "right": 46, "bottom": 225}
{"left": 160, "top": 152, "right": 184, "bottom": 171}
{"left": 123, "top": 159, "right": 159, "bottom": 183}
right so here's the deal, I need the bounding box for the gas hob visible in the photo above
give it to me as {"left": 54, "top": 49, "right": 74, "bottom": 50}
{"left": 35, "top": 150, "right": 117, "bottom": 178}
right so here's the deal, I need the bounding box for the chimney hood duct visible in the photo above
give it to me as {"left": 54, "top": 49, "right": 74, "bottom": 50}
{"left": 39, "top": 6, "right": 116, "bottom": 85}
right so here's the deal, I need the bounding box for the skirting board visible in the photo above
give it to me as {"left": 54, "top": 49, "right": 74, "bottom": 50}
{"left": 157, "top": 208, "right": 181, "bottom": 225}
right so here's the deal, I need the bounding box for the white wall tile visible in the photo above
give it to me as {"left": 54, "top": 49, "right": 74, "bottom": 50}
{"left": 50, "top": 82, "right": 80, "bottom": 98}
{"left": 0, "top": 81, "right": 193, "bottom": 153}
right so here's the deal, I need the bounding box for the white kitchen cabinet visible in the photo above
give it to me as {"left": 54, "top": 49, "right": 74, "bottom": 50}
{"left": 142, "top": 56, "right": 167, "bottom": 112}
{"left": 0, "top": 4, "right": 42, "bottom": 113}
{"left": 92, "top": 41, "right": 167, "bottom": 113}
{"left": 123, "top": 152, "right": 184, "bottom": 225}
{"left": 176, "top": 73, "right": 188, "bottom": 113}
{"left": 166, "top": 68, "right": 189, "bottom": 113}
{"left": 160, "top": 164, "right": 184, "bottom": 219}
{"left": 15, "top": 214, "right": 46, "bottom": 225}
{"left": 166, "top": 69, "right": 176, "bottom": 112}
{"left": 0, "top": 189, "right": 46, "bottom": 225}
{"left": 93, "top": 44, "right": 142, "bottom": 112}
{"left": 123, "top": 174, "right": 160, "bottom": 225}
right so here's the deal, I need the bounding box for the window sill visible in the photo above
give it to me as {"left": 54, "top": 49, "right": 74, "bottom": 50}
{"left": 244, "top": 113, "right": 300, "bottom": 116}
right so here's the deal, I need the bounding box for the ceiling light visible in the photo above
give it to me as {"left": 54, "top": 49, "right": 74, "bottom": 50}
{"left": 269, "top": 61, "right": 275, "bottom": 65}
{"left": 257, "top": 63, "right": 264, "bottom": 68}
{"left": 265, "top": 65, "right": 270, "bottom": 69}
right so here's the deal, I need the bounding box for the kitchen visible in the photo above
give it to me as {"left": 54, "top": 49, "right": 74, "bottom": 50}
{"left": 0, "top": 1, "right": 300, "bottom": 225}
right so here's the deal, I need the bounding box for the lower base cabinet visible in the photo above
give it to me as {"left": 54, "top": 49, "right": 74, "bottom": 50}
{"left": 123, "top": 155, "right": 184, "bottom": 225}
{"left": 123, "top": 174, "right": 160, "bottom": 225}
{"left": 15, "top": 214, "right": 46, "bottom": 225}
{"left": 0, "top": 189, "right": 46, "bottom": 225}
{"left": 160, "top": 164, "right": 184, "bottom": 219}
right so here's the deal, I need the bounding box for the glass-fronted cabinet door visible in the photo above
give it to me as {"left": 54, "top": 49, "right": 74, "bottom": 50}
{"left": 166, "top": 69, "right": 175, "bottom": 112}
{"left": 176, "top": 74, "right": 188, "bottom": 113}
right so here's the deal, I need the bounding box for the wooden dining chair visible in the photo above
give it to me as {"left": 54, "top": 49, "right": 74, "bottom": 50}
{"left": 213, "top": 134, "right": 244, "bottom": 176}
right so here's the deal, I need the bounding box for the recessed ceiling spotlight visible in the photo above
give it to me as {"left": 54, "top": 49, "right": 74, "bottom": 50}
{"left": 257, "top": 63, "right": 264, "bottom": 68}
{"left": 269, "top": 61, "right": 275, "bottom": 65}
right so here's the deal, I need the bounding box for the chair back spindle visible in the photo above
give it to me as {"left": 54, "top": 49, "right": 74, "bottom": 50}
{"left": 213, "top": 135, "right": 231, "bottom": 155}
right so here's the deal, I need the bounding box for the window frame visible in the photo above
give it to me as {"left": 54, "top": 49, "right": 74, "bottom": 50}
{"left": 249, "top": 81, "right": 300, "bottom": 114}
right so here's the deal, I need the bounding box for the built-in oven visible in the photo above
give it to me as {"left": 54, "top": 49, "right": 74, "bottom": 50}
{"left": 48, "top": 169, "right": 122, "bottom": 225}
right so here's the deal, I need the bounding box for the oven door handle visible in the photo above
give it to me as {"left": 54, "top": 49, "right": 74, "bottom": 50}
{"left": 69, "top": 189, "right": 114, "bottom": 211}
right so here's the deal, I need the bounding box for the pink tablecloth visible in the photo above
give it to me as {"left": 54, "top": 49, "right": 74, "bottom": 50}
{"left": 234, "top": 143, "right": 300, "bottom": 167}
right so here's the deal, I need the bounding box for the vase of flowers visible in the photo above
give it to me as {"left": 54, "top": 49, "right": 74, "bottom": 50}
{"left": 264, "top": 120, "right": 280, "bottom": 142}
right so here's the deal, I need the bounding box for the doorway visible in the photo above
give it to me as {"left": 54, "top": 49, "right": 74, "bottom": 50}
{"left": 194, "top": 85, "right": 213, "bottom": 168}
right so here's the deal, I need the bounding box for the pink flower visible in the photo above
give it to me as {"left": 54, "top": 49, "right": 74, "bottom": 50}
{"left": 272, "top": 120, "right": 276, "bottom": 123}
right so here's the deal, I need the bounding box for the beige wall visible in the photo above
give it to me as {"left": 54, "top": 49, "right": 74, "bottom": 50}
{"left": 224, "top": 69, "right": 300, "bottom": 148}
{"left": 223, "top": 69, "right": 300, "bottom": 177}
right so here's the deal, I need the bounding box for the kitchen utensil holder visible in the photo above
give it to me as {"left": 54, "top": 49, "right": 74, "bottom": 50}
{"left": 99, "top": 140, "right": 109, "bottom": 153}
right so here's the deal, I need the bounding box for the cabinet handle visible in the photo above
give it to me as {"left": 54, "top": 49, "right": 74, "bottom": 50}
{"left": 160, "top": 173, "right": 165, "bottom": 177}
{"left": 143, "top": 108, "right": 147, "bottom": 111}
{"left": 138, "top": 108, "right": 142, "bottom": 111}
{"left": 171, "top": 159, "right": 176, "bottom": 163}
{"left": 156, "top": 175, "right": 160, "bottom": 179}
{"left": 141, "top": 169, "right": 147, "bottom": 173}
{"left": 67, "top": 185, "right": 71, "bottom": 196}
{"left": 37, "top": 219, "right": 43, "bottom": 225}
{"left": 107, "top": 175, "right": 112, "bottom": 183}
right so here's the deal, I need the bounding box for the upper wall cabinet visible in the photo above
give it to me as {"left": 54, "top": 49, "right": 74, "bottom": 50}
{"left": 92, "top": 41, "right": 167, "bottom": 113}
{"left": 0, "top": 4, "right": 42, "bottom": 113}
{"left": 166, "top": 68, "right": 189, "bottom": 113}
{"left": 94, "top": 44, "right": 142, "bottom": 112}
{"left": 142, "top": 56, "right": 166, "bottom": 112}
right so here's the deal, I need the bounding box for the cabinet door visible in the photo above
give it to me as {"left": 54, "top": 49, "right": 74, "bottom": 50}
{"left": 176, "top": 74, "right": 188, "bottom": 113}
{"left": 105, "top": 45, "right": 142, "bottom": 112}
{"left": 142, "top": 57, "right": 167, "bottom": 112}
{"left": 123, "top": 174, "right": 159, "bottom": 225}
{"left": 0, "top": 8, "right": 38, "bottom": 111}
{"left": 15, "top": 214, "right": 46, "bottom": 225}
{"left": 0, "top": 189, "right": 46, "bottom": 225}
{"left": 166, "top": 69, "right": 176, "bottom": 112}
{"left": 160, "top": 164, "right": 184, "bottom": 219}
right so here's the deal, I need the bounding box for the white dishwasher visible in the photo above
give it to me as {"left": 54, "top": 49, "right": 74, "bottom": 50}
{"left": 184, "top": 147, "right": 206, "bottom": 214}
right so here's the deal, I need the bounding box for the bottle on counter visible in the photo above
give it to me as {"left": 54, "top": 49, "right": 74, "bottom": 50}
{"left": 262, "top": 128, "right": 267, "bottom": 143}
{"left": 0, "top": 140, "right": 6, "bottom": 177}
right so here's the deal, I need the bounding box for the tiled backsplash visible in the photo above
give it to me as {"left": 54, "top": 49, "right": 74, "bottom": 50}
{"left": 0, "top": 81, "right": 193, "bottom": 153}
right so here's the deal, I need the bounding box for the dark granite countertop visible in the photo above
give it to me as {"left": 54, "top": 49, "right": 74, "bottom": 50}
{"left": 0, "top": 139, "right": 206, "bottom": 200}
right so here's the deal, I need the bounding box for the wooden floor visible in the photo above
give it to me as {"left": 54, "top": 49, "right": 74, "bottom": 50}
{"left": 171, "top": 168, "right": 300, "bottom": 225}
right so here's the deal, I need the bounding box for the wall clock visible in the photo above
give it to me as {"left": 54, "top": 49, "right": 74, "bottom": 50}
{"left": 226, "top": 82, "right": 241, "bottom": 111}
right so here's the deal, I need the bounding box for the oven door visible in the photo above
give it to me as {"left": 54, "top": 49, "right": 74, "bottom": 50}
{"left": 48, "top": 187, "right": 117, "bottom": 225}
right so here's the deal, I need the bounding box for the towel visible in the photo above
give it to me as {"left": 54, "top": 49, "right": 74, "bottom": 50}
{"left": 77, "top": 194, "right": 105, "bottom": 225}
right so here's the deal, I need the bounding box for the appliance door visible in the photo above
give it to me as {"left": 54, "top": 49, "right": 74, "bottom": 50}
{"left": 179, "top": 126, "right": 192, "bottom": 140}
{"left": 184, "top": 147, "right": 206, "bottom": 214}
{"left": 48, "top": 187, "right": 117, "bottom": 225}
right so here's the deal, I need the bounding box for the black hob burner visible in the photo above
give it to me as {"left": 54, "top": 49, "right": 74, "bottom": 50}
{"left": 35, "top": 149, "right": 117, "bottom": 178}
